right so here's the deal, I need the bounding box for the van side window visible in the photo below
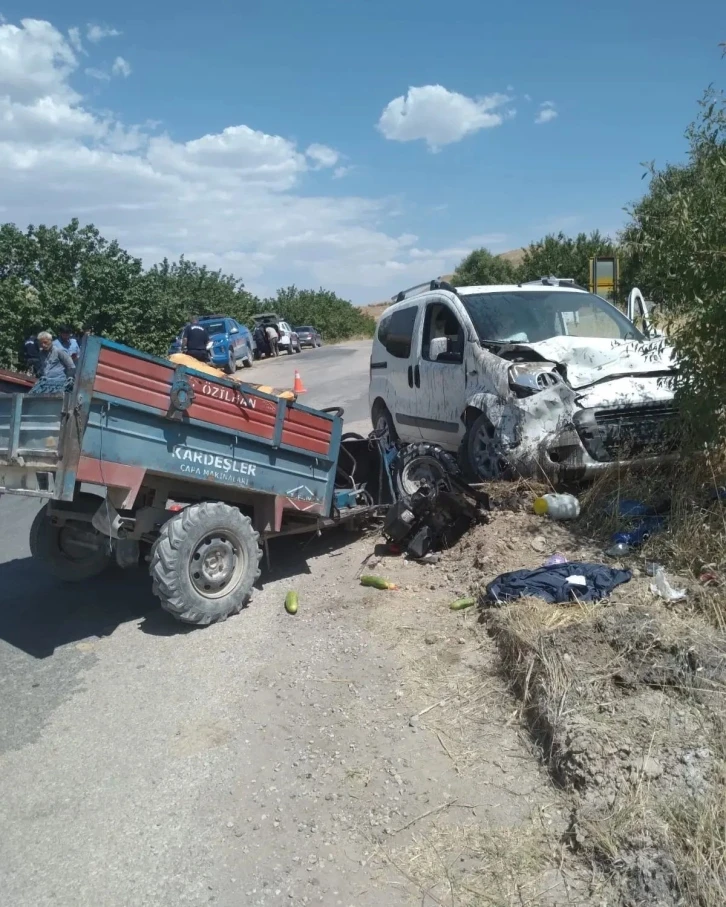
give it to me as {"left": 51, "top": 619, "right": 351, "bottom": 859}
{"left": 378, "top": 306, "right": 417, "bottom": 358}
{"left": 422, "top": 302, "right": 464, "bottom": 363}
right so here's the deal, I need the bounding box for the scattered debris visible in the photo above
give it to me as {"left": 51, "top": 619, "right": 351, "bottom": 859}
{"left": 699, "top": 568, "right": 721, "bottom": 586}
{"left": 650, "top": 566, "right": 687, "bottom": 602}
{"left": 486, "top": 562, "right": 632, "bottom": 605}
{"left": 382, "top": 446, "right": 490, "bottom": 559}
{"left": 607, "top": 516, "right": 667, "bottom": 556}
{"left": 533, "top": 492, "right": 581, "bottom": 520}
{"left": 544, "top": 553, "right": 567, "bottom": 566}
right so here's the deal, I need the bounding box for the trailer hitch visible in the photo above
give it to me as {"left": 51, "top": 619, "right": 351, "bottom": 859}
{"left": 167, "top": 366, "right": 195, "bottom": 419}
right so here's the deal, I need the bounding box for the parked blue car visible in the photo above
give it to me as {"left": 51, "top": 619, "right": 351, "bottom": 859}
{"left": 168, "top": 316, "right": 255, "bottom": 373}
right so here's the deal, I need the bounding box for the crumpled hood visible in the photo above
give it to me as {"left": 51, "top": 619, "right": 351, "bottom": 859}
{"left": 521, "top": 336, "right": 676, "bottom": 390}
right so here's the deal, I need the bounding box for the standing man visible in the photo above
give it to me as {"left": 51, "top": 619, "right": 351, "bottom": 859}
{"left": 23, "top": 331, "right": 41, "bottom": 376}
{"left": 53, "top": 325, "right": 81, "bottom": 363}
{"left": 265, "top": 322, "right": 279, "bottom": 357}
{"left": 30, "top": 332, "right": 76, "bottom": 393}
{"left": 182, "top": 315, "right": 210, "bottom": 363}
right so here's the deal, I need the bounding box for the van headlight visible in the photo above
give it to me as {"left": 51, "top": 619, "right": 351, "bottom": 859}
{"left": 508, "top": 362, "right": 561, "bottom": 396}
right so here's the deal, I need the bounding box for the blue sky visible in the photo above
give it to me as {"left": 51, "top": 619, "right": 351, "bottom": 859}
{"left": 0, "top": 1, "right": 723, "bottom": 301}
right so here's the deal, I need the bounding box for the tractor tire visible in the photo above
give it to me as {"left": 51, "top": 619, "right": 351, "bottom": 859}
{"left": 149, "top": 502, "right": 261, "bottom": 625}
{"left": 29, "top": 501, "right": 111, "bottom": 582}
{"left": 393, "top": 442, "right": 461, "bottom": 505}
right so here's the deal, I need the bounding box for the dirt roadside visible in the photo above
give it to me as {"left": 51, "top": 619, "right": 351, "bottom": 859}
{"left": 211, "top": 529, "right": 612, "bottom": 907}
{"left": 4, "top": 476, "right": 723, "bottom": 906}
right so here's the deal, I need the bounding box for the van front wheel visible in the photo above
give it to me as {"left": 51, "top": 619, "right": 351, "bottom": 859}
{"left": 463, "top": 413, "right": 509, "bottom": 481}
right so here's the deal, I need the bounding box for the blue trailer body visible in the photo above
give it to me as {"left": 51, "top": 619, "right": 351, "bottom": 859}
{"left": 0, "top": 338, "right": 395, "bottom": 624}
{"left": 1, "top": 337, "right": 343, "bottom": 523}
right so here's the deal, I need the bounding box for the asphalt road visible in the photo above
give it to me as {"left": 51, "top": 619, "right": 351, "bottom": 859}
{"left": 0, "top": 339, "right": 386, "bottom": 907}
{"left": 250, "top": 340, "right": 372, "bottom": 436}
{"left": 0, "top": 339, "right": 578, "bottom": 906}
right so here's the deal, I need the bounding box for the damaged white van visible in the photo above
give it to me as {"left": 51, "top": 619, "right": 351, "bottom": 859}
{"left": 369, "top": 278, "right": 678, "bottom": 482}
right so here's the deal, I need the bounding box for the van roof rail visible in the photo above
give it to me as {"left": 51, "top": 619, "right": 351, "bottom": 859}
{"left": 392, "top": 277, "right": 459, "bottom": 303}
{"left": 522, "top": 276, "right": 588, "bottom": 291}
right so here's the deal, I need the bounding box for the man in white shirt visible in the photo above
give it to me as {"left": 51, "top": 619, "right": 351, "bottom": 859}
{"left": 265, "top": 324, "right": 279, "bottom": 357}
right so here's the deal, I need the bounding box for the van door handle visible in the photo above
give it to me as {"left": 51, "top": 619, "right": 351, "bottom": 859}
{"left": 407, "top": 365, "right": 413, "bottom": 388}
{"left": 414, "top": 365, "right": 420, "bottom": 388}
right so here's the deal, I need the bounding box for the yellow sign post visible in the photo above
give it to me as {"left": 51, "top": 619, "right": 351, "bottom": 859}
{"left": 589, "top": 257, "right": 619, "bottom": 301}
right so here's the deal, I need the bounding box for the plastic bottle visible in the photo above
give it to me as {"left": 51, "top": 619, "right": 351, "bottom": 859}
{"left": 533, "top": 493, "right": 580, "bottom": 520}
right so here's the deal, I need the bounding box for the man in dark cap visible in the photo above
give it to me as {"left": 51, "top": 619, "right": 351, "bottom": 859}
{"left": 181, "top": 315, "right": 210, "bottom": 363}
{"left": 23, "top": 330, "right": 41, "bottom": 376}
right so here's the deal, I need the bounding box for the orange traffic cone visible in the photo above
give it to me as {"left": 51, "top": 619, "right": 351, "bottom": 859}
{"left": 293, "top": 369, "right": 307, "bottom": 394}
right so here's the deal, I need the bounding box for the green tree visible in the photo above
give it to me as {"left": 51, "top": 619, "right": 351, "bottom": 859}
{"left": 452, "top": 248, "right": 517, "bottom": 286}
{"left": 620, "top": 88, "right": 726, "bottom": 443}
{"left": 517, "top": 231, "right": 620, "bottom": 290}
{"left": 261, "top": 286, "right": 375, "bottom": 342}
{"left": 0, "top": 218, "right": 373, "bottom": 370}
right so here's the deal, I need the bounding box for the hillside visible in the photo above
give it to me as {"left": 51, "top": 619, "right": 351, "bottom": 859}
{"left": 362, "top": 249, "right": 525, "bottom": 319}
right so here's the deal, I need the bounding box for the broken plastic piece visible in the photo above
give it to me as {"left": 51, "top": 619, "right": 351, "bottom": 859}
{"left": 650, "top": 567, "right": 686, "bottom": 602}
{"left": 544, "top": 553, "right": 567, "bottom": 566}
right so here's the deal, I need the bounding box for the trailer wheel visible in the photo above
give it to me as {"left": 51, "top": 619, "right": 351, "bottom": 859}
{"left": 29, "top": 502, "right": 111, "bottom": 582}
{"left": 150, "top": 502, "right": 262, "bottom": 625}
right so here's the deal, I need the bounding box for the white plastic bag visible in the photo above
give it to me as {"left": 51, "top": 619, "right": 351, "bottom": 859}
{"left": 650, "top": 567, "right": 686, "bottom": 602}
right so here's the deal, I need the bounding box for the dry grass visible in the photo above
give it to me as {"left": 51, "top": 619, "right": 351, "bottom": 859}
{"left": 663, "top": 763, "right": 726, "bottom": 907}
{"left": 580, "top": 453, "right": 726, "bottom": 629}
{"left": 573, "top": 757, "right": 726, "bottom": 907}
{"left": 487, "top": 598, "right": 598, "bottom": 773}
{"left": 387, "top": 812, "right": 570, "bottom": 907}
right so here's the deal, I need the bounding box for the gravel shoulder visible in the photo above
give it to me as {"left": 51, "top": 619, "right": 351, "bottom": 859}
{"left": 0, "top": 499, "right": 608, "bottom": 906}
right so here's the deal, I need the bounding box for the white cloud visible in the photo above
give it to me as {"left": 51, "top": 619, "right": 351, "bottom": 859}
{"left": 0, "top": 17, "right": 506, "bottom": 302}
{"left": 111, "top": 56, "right": 131, "bottom": 78}
{"left": 86, "top": 24, "right": 121, "bottom": 43}
{"left": 85, "top": 67, "right": 110, "bottom": 81}
{"left": 332, "top": 165, "right": 353, "bottom": 179}
{"left": 305, "top": 143, "right": 339, "bottom": 169}
{"left": 0, "top": 18, "right": 79, "bottom": 104}
{"left": 67, "top": 27, "right": 83, "bottom": 54}
{"left": 535, "top": 101, "right": 558, "bottom": 124}
{"left": 377, "top": 84, "right": 510, "bottom": 151}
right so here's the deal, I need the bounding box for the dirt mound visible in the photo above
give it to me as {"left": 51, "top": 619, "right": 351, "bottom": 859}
{"left": 435, "top": 496, "right": 726, "bottom": 906}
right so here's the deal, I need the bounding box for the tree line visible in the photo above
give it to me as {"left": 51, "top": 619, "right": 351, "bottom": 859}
{"left": 0, "top": 220, "right": 376, "bottom": 371}
{"left": 453, "top": 84, "right": 726, "bottom": 445}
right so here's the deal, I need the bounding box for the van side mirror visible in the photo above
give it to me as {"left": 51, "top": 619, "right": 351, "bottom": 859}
{"left": 230, "top": 326, "right": 239, "bottom": 334}
{"left": 429, "top": 336, "right": 463, "bottom": 363}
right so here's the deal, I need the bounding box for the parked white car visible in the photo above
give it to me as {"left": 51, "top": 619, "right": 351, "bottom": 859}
{"left": 368, "top": 278, "right": 678, "bottom": 482}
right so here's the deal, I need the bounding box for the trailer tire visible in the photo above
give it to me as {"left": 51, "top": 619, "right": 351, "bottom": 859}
{"left": 150, "top": 502, "right": 262, "bottom": 625}
{"left": 29, "top": 502, "right": 111, "bottom": 582}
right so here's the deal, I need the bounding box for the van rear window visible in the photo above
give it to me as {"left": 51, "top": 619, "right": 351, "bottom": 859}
{"left": 378, "top": 306, "right": 416, "bottom": 358}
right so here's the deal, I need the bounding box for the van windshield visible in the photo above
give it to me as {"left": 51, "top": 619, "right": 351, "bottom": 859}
{"left": 460, "top": 291, "right": 644, "bottom": 344}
